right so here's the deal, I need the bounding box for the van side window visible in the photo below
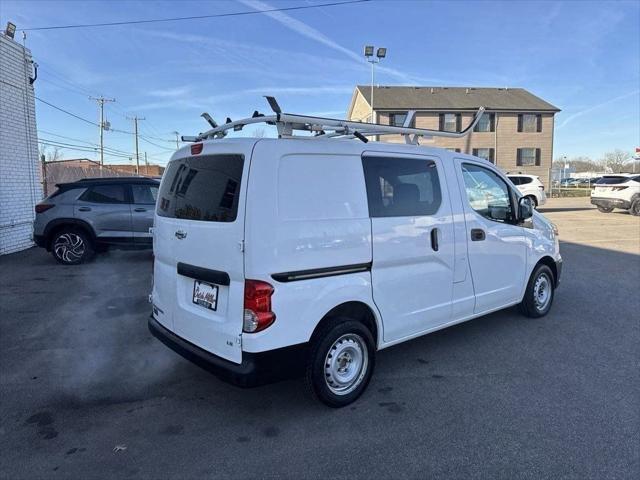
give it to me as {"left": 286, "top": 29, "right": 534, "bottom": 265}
{"left": 461, "top": 163, "right": 513, "bottom": 223}
{"left": 362, "top": 156, "right": 442, "bottom": 217}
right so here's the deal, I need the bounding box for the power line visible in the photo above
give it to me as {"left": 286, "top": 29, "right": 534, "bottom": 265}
{"left": 23, "top": 0, "right": 371, "bottom": 31}
{"left": 38, "top": 130, "right": 136, "bottom": 156}
{"left": 139, "top": 135, "right": 177, "bottom": 151}
{"left": 35, "top": 96, "right": 98, "bottom": 126}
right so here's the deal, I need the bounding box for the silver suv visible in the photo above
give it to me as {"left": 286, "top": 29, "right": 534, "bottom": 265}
{"left": 33, "top": 177, "right": 159, "bottom": 264}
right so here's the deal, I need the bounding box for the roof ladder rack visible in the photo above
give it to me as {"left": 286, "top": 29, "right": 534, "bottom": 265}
{"left": 182, "top": 97, "right": 486, "bottom": 145}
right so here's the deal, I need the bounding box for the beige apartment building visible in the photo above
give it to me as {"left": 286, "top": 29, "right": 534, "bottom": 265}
{"left": 347, "top": 86, "right": 560, "bottom": 185}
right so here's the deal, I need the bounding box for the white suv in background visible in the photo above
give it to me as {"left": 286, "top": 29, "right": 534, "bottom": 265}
{"left": 507, "top": 174, "right": 547, "bottom": 208}
{"left": 591, "top": 174, "right": 640, "bottom": 215}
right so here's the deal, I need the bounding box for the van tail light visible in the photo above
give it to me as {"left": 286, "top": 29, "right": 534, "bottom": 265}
{"left": 612, "top": 186, "right": 628, "bottom": 191}
{"left": 35, "top": 203, "right": 54, "bottom": 214}
{"left": 190, "top": 143, "right": 203, "bottom": 155}
{"left": 243, "top": 280, "right": 275, "bottom": 333}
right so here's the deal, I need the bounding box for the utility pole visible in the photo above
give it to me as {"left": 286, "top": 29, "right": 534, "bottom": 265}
{"left": 127, "top": 115, "right": 145, "bottom": 175}
{"left": 172, "top": 131, "right": 180, "bottom": 149}
{"left": 144, "top": 151, "right": 148, "bottom": 176}
{"left": 89, "top": 96, "right": 115, "bottom": 172}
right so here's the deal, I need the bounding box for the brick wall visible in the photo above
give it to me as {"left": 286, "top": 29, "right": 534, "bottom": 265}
{"left": 374, "top": 111, "right": 554, "bottom": 185}
{"left": 0, "top": 34, "right": 43, "bottom": 255}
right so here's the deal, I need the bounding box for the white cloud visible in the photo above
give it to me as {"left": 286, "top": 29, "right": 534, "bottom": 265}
{"left": 557, "top": 90, "right": 640, "bottom": 129}
{"left": 147, "top": 86, "right": 191, "bottom": 98}
{"left": 237, "top": 0, "right": 429, "bottom": 84}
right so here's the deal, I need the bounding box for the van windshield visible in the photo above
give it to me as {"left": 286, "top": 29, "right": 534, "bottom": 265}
{"left": 156, "top": 154, "right": 244, "bottom": 222}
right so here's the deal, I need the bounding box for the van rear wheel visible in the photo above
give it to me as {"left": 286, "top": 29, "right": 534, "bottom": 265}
{"left": 597, "top": 205, "right": 614, "bottom": 213}
{"left": 305, "top": 318, "right": 375, "bottom": 408}
{"left": 519, "top": 264, "right": 555, "bottom": 318}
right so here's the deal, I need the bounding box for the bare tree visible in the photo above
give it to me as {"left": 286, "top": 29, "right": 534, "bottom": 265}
{"left": 602, "top": 149, "right": 632, "bottom": 173}
{"left": 38, "top": 145, "right": 63, "bottom": 162}
{"left": 252, "top": 128, "right": 266, "bottom": 138}
{"left": 553, "top": 155, "right": 599, "bottom": 172}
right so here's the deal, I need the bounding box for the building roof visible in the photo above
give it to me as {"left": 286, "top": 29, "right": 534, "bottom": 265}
{"left": 351, "top": 86, "right": 561, "bottom": 113}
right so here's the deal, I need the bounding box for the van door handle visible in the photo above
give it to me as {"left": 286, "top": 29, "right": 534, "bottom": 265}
{"left": 134, "top": 207, "right": 146, "bottom": 212}
{"left": 430, "top": 228, "right": 439, "bottom": 251}
{"left": 175, "top": 230, "right": 187, "bottom": 240}
{"left": 470, "top": 228, "right": 485, "bottom": 241}
{"left": 78, "top": 207, "right": 91, "bottom": 212}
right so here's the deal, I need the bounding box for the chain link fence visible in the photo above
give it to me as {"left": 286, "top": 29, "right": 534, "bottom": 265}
{"left": 41, "top": 160, "right": 131, "bottom": 197}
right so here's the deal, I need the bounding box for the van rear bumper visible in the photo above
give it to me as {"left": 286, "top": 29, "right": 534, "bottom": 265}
{"left": 148, "top": 316, "right": 307, "bottom": 387}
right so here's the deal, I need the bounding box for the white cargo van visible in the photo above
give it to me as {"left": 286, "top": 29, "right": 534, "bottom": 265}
{"left": 149, "top": 101, "right": 562, "bottom": 407}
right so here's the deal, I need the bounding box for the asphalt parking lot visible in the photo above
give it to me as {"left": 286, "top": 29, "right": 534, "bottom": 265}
{"left": 1, "top": 197, "right": 638, "bottom": 479}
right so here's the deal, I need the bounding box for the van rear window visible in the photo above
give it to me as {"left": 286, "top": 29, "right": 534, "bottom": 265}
{"left": 157, "top": 154, "right": 244, "bottom": 222}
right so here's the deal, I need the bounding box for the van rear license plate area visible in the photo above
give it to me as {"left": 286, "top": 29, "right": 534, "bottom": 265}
{"left": 192, "top": 280, "right": 219, "bottom": 311}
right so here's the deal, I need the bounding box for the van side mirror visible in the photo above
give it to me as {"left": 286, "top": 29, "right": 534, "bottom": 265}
{"left": 518, "top": 196, "right": 534, "bottom": 220}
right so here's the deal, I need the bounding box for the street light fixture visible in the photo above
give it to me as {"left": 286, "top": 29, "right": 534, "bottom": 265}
{"left": 4, "top": 22, "right": 16, "bottom": 39}
{"left": 364, "top": 45, "right": 387, "bottom": 123}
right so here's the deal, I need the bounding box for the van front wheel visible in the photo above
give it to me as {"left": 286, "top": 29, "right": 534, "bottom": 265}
{"left": 519, "top": 264, "right": 555, "bottom": 318}
{"left": 305, "top": 318, "right": 375, "bottom": 408}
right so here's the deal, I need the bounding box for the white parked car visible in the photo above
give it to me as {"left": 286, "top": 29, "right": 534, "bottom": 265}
{"left": 507, "top": 174, "right": 547, "bottom": 207}
{"left": 591, "top": 174, "right": 640, "bottom": 215}
{"left": 149, "top": 105, "right": 562, "bottom": 407}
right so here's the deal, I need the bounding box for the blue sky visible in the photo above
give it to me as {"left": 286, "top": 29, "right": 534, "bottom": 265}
{"left": 2, "top": 0, "right": 639, "bottom": 165}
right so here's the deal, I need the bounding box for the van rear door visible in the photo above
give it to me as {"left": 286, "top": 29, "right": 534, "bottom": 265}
{"left": 153, "top": 144, "right": 251, "bottom": 364}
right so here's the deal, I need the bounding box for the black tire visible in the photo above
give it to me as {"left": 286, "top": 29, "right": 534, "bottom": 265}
{"left": 519, "top": 264, "right": 555, "bottom": 318}
{"left": 305, "top": 317, "right": 375, "bottom": 408}
{"left": 597, "top": 205, "right": 614, "bottom": 213}
{"left": 629, "top": 198, "right": 640, "bottom": 216}
{"left": 526, "top": 195, "right": 538, "bottom": 208}
{"left": 50, "top": 227, "right": 95, "bottom": 265}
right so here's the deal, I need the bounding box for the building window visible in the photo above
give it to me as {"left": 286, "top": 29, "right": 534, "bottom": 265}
{"left": 389, "top": 112, "right": 409, "bottom": 127}
{"left": 472, "top": 148, "right": 495, "bottom": 163}
{"left": 516, "top": 148, "right": 541, "bottom": 166}
{"left": 439, "top": 113, "right": 461, "bottom": 132}
{"left": 473, "top": 113, "right": 495, "bottom": 132}
{"left": 518, "top": 114, "right": 542, "bottom": 133}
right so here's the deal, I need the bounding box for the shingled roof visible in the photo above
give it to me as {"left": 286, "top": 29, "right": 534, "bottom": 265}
{"left": 351, "top": 86, "right": 560, "bottom": 113}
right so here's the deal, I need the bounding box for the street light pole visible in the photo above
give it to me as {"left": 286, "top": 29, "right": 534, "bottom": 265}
{"left": 364, "top": 46, "right": 386, "bottom": 124}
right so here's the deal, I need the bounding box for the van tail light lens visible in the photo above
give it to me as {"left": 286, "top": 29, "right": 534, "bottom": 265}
{"left": 190, "top": 143, "right": 203, "bottom": 155}
{"left": 243, "top": 280, "right": 275, "bottom": 333}
{"left": 35, "top": 203, "right": 54, "bottom": 214}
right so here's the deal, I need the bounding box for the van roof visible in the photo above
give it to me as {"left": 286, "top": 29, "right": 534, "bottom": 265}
{"left": 170, "top": 136, "right": 486, "bottom": 163}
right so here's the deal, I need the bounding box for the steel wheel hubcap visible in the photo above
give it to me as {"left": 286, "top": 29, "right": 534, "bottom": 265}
{"left": 533, "top": 273, "right": 551, "bottom": 311}
{"left": 54, "top": 233, "right": 85, "bottom": 263}
{"left": 324, "top": 334, "right": 368, "bottom": 396}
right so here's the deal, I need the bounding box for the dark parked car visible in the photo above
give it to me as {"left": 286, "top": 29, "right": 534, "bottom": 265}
{"left": 33, "top": 177, "right": 159, "bottom": 264}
